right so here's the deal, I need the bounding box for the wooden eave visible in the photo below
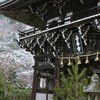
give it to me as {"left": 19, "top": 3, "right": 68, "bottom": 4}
{"left": 0, "top": 0, "right": 98, "bottom": 29}
{"left": 19, "top": 12, "right": 100, "bottom": 40}
{"left": 0, "top": 0, "right": 45, "bottom": 10}
{"left": 2, "top": 10, "right": 46, "bottom": 28}
{"left": 0, "top": 0, "right": 47, "bottom": 28}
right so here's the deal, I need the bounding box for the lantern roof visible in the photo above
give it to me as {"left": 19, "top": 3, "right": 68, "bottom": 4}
{"left": 37, "top": 63, "right": 54, "bottom": 71}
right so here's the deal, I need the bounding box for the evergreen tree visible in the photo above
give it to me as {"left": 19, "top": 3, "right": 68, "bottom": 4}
{"left": 53, "top": 63, "right": 90, "bottom": 100}
{"left": 0, "top": 69, "right": 13, "bottom": 100}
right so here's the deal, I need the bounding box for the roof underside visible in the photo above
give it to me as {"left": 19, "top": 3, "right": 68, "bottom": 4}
{"left": 0, "top": 0, "right": 46, "bottom": 28}
{"left": 2, "top": 10, "right": 46, "bottom": 28}
{"left": 0, "top": 0, "right": 97, "bottom": 29}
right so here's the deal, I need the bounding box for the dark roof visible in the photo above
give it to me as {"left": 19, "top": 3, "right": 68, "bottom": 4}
{"left": 0, "top": 0, "right": 27, "bottom": 10}
{"left": 2, "top": 10, "right": 46, "bottom": 28}
{"left": 0, "top": 0, "right": 97, "bottom": 29}
{"left": 0, "top": 0, "right": 46, "bottom": 29}
{"left": 37, "top": 63, "right": 54, "bottom": 71}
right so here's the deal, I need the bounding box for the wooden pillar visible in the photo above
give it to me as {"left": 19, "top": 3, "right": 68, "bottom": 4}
{"left": 32, "top": 57, "right": 39, "bottom": 100}
{"left": 46, "top": 75, "right": 48, "bottom": 100}
{"left": 54, "top": 57, "right": 60, "bottom": 95}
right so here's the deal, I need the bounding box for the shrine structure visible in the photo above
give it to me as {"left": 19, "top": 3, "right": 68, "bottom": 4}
{"left": 0, "top": 0, "right": 100, "bottom": 100}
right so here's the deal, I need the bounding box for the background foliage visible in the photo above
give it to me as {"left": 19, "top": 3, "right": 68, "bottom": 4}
{"left": 0, "top": 69, "right": 32, "bottom": 100}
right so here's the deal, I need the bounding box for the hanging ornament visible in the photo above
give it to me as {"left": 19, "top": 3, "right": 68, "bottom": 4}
{"left": 85, "top": 56, "right": 89, "bottom": 64}
{"left": 60, "top": 58, "right": 63, "bottom": 66}
{"left": 77, "top": 56, "right": 81, "bottom": 65}
{"left": 94, "top": 53, "right": 99, "bottom": 61}
{"left": 67, "top": 59, "right": 72, "bottom": 66}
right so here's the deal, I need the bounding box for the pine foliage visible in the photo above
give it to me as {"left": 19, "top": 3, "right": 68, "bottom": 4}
{"left": 0, "top": 70, "right": 13, "bottom": 100}
{"left": 53, "top": 63, "right": 90, "bottom": 100}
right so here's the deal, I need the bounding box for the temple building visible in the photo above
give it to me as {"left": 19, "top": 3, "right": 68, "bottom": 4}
{"left": 0, "top": 0, "right": 100, "bottom": 100}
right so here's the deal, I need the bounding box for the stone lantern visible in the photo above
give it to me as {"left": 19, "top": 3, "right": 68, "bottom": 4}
{"left": 83, "top": 74, "right": 100, "bottom": 100}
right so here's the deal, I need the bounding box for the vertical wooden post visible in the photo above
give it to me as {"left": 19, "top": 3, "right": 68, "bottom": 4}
{"left": 53, "top": 57, "right": 60, "bottom": 95}
{"left": 46, "top": 74, "right": 48, "bottom": 100}
{"left": 32, "top": 57, "right": 39, "bottom": 100}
